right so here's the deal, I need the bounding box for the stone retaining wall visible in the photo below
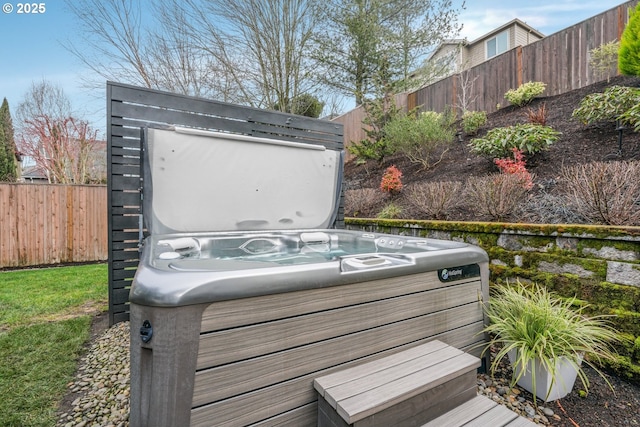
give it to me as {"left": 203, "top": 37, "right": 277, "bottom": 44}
{"left": 345, "top": 219, "right": 640, "bottom": 383}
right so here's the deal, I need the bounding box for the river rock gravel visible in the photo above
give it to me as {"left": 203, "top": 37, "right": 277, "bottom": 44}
{"left": 56, "top": 317, "right": 639, "bottom": 427}
{"left": 56, "top": 320, "right": 130, "bottom": 427}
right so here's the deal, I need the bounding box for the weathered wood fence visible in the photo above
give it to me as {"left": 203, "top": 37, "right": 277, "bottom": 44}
{"left": 334, "top": 0, "right": 638, "bottom": 149}
{"left": 0, "top": 183, "right": 107, "bottom": 268}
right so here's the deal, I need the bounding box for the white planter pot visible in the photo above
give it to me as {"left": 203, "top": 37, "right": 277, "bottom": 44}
{"left": 507, "top": 349, "right": 584, "bottom": 402}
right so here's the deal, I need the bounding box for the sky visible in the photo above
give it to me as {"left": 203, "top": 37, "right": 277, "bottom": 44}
{"left": 0, "top": 0, "right": 632, "bottom": 136}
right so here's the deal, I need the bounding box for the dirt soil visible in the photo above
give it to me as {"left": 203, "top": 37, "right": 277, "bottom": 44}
{"left": 548, "top": 365, "right": 640, "bottom": 426}
{"left": 492, "top": 351, "right": 640, "bottom": 427}
{"left": 344, "top": 75, "right": 640, "bottom": 426}
{"left": 345, "top": 74, "right": 640, "bottom": 220}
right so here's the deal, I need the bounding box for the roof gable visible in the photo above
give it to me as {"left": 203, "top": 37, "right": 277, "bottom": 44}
{"left": 468, "top": 18, "right": 544, "bottom": 46}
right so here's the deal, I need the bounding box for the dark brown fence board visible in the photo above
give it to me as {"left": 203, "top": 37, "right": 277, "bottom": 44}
{"left": 111, "top": 250, "right": 140, "bottom": 262}
{"left": 112, "top": 288, "right": 133, "bottom": 304}
{"left": 112, "top": 268, "right": 136, "bottom": 281}
{"left": 111, "top": 277, "right": 134, "bottom": 289}
{"left": 107, "top": 82, "right": 345, "bottom": 324}
{"left": 110, "top": 135, "right": 143, "bottom": 149}
{"left": 110, "top": 83, "right": 340, "bottom": 135}
{"left": 111, "top": 241, "right": 140, "bottom": 251}
{"left": 111, "top": 260, "right": 140, "bottom": 270}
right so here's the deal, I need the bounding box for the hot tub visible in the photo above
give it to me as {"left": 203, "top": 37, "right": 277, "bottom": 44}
{"left": 129, "top": 127, "right": 489, "bottom": 427}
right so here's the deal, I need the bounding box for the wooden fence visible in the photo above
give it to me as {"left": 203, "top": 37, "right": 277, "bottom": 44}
{"left": 335, "top": 0, "right": 638, "bottom": 150}
{"left": 0, "top": 183, "right": 107, "bottom": 268}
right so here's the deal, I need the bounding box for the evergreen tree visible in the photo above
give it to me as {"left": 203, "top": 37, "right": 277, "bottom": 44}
{"left": 0, "top": 98, "right": 18, "bottom": 182}
{"left": 311, "top": 0, "right": 463, "bottom": 105}
{"left": 619, "top": 4, "right": 640, "bottom": 76}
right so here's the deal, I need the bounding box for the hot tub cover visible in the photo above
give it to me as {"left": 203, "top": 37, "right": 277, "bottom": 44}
{"left": 142, "top": 126, "right": 343, "bottom": 234}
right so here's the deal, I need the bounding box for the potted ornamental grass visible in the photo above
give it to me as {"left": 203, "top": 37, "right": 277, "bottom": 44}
{"left": 480, "top": 281, "right": 619, "bottom": 403}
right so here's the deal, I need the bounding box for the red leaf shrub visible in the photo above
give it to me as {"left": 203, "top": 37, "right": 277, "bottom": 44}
{"left": 494, "top": 148, "right": 534, "bottom": 190}
{"left": 380, "top": 165, "right": 403, "bottom": 193}
{"left": 525, "top": 103, "right": 548, "bottom": 126}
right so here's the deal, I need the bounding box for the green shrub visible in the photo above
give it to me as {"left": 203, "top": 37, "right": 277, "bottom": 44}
{"left": 572, "top": 85, "right": 640, "bottom": 124}
{"left": 620, "top": 103, "right": 640, "bottom": 131}
{"left": 504, "top": 81, "right": 546, "bottom": 107}
{"left": 590, "top": 40, "right": 620, "bottom": 82}
{"left": 469, "top": 123, "right": 560, "bottom": 158}
{"left": 619, "top": 4, "right": 640, "bottom": 76}
{"left": 377, "top": 202, "right": 402, "bottom": 219}
{"left": 347, "top": 138, "right": 395, "bottom": 163}
{"left": 290, "top": 93, "right": 324, "bottom": 118}
{"left": 383, "top": 110, "right": 455, "bottom": 169}
{"left": 461, "top": 110, "right": 487, "bottom": 135}
{"left": 274, "top": 93, "right": 325, "bottom": 118}
{"left": 420, "top": 110, "right": 443, "bottom": 123}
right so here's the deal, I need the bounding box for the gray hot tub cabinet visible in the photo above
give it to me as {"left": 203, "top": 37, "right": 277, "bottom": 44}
{"left": 129, "top": 127, "right": 490, "bottom": 427}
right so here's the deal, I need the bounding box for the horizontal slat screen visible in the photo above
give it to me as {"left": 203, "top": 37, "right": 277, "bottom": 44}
{"left": 107, "top": 82, "right": 344, "bottom": 325}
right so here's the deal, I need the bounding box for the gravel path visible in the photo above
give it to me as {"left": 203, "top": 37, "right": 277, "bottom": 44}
{"left": 56, "top": 321, "right": 129, "bottom": 427}
{"left": 56, "top": 319, "right": 638, "bottom": 427}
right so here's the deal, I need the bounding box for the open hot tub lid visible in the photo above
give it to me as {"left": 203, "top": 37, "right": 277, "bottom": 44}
{"left": 142, "top": 126, "right": 344, "bottom": 234}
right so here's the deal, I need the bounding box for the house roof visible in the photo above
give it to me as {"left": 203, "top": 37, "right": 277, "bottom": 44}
{"left": 426, "top": 38, "right": 467, "bottom": 62}
{"left": 427, "top": 19, "right": 545, "bottom": 62}
{"left": 467, "top": 18, "right": 544, "bottom": 45}
{"left": 21, "top": 164, "right": 48, "bottom": 181}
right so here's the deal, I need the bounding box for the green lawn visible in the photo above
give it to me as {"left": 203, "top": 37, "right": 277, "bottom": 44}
{"left": 0, "top": 264, "right": 108, "bottom": 427}
{"left": 0, "top": 264, "right": 107, "bottom": 329}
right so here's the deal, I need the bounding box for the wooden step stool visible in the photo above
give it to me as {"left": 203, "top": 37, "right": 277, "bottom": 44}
{"left": 421, "top": 395, "right": 537, "bottom": 427}
{"left": 313, "top": 340, "right": 480, "bottom": 427}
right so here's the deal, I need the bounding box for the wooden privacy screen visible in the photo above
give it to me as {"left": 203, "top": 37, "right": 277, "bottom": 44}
{"left": 107, "top": 82, "right": 344, "bottom": 325}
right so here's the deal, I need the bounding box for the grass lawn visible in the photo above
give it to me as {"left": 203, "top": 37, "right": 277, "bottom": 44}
{"left": 0, "top": 263, "right": 108, "bottom": 427}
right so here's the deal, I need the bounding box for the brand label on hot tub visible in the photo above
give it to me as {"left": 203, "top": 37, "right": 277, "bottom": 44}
{"left": 438, "top": 264, "right": 481, "bottom": 282}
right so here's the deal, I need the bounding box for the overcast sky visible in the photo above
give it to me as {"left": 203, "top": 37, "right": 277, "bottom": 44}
{"left": 457, "top": 1, "right": 626, "bottom": 41}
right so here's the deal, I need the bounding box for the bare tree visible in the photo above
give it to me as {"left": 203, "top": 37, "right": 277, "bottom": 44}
{"left": 456, "top": 69, "right": 479, "bottom": 113}
{"left": 148, "top": 2, "right": 223, "bottom": 99}
{"left": 15, "top": 79, "right": 72, "bottom": 127}
{"left": 65, "top": 0, "right": 320, "bottom": 110}
{"left": 19, "top": 116, "right": 101, "bottom": 184}
{"left": 15, "top": 81, "right": 103, "bottom": 184}
{"left": 180, "top": 0, "right": 319, "bottom": 109}
{"left": 65, "top": 0, "right": 156, "bottom": 90}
